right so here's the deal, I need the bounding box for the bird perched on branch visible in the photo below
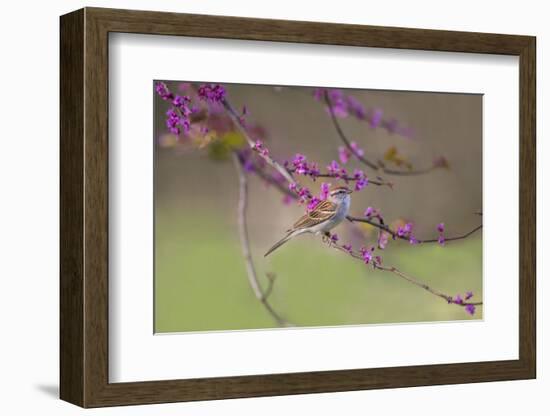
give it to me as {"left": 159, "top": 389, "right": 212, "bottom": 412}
{"left": 264, "top": 186, "right": 352, "bottom": 257}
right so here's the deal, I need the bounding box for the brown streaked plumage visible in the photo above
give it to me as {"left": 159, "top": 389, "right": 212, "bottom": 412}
{"left": 264, "top": 185, "right": 352, "bottom": 257}
{"left": 290, "top": 200, "right": 337, "bottom": 231}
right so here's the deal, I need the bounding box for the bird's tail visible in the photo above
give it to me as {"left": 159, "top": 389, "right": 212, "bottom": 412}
{"left": 264, "top": 231, "right": 297, "bottom": 257}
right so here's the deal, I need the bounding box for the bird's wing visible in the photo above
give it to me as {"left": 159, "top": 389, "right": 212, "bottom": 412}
{"left": 290, "top": 200, "right": 337, "bottom": 231}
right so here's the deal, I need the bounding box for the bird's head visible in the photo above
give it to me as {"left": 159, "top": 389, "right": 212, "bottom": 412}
{"left": 328, "top": 186, "right": 353, "bottom": 202}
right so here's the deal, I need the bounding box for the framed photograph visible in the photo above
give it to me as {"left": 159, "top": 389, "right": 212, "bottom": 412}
{"left": 60, "top": 7, "right": 536, "bottom": 408}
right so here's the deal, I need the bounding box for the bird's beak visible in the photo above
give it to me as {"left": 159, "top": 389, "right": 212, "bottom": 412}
{"left": 346, "top": 189, "right": 353, "bottom": 194}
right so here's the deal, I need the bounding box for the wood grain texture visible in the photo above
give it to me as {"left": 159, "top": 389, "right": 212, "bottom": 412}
{"left": 518, "top": 38, "right": 536, "bottom": 375}
{"left": 59, "top": 7, "right": 537, "bottom": 408}
{"left": 59, "top": 8, "right": 84, "bottom": 406}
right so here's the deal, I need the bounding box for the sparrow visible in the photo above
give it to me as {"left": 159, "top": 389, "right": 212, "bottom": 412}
{"left": 264, "top": 185, "right": 352, "bottom": 257}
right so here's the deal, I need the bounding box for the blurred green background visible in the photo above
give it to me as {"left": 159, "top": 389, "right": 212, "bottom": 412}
{"left": 154, "top": 83, "right": 483, "bottom": 333}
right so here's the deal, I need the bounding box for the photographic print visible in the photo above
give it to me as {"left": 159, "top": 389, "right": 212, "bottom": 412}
{"left": 154, "top": 81, "right": 483, "bottom": 333}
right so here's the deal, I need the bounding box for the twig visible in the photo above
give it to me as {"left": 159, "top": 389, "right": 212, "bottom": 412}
{"left": 232, "top": 153, "right": 292, "bottom": 327}
{"left": 286, "top": 167, "right": 391, "bottom": 187}
{"left": 323, "top": 91, "right": 379, "bottom": 170}
{"left": 263, "top": 272, "right": 277, "bottom": 300}
{"left": 323, "top": 91, "right": 437, "bottom": 176}
{"left": 223, "top": 98, "right": 297, "bottom": 186}
{"left": 244, "top": 154, "right": 392, "bottom": 191}
{"left": 237, "top": 153, "right": 297, "bottom": 198}
{"left": 376, "top": 265, "right": 482, "bottom": 306}
{"left": 347, "top": 216, "right": 482, "bottom": 245}
{"left": 414, "top": 224, "right": 482, "bottom": 243}
{"left": 327, "top": 239, "right": 482, "bottom": 308}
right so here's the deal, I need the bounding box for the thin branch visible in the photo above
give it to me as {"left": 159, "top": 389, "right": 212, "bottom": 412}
{"left": 223, "top": 98, "right": 297, "bottom": 186}
{"left": 237, "top": 153, "right": 296, "bottom": 198}
{"left": 414, "top": 224, "right": 482, "bottom": 244}
{"left": 244, "top": 153, "right": 392, "bottom": 191}
{"left": 324, "top": 91, "right": 378, "bottom": 170}
{"left": 286, "top": 167, "right": 392, "bottom": 187}
{"left": 323, "top": 90, "right": 438, "bottom": 176}
{"left": 376, "top": 265, "right": 482, "bottom": 306}
{"left": 347, "top": 216, "right": 482, "bottom": 245}
{"left": 263, "top": 272, "right": 277, "bottom": 301}
{"left": 381, "top": 166, "right": 434, "bottom": 176}
{"left": 327, "top": 239, "right": 482, "bottom": 308}
{"left": 232, "top": 153, "right": 292, "bottom": 327}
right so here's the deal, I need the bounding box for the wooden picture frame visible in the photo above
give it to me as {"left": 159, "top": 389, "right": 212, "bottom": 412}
{"left": 60, "top": 7, "right": 536, "bottom": 408}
